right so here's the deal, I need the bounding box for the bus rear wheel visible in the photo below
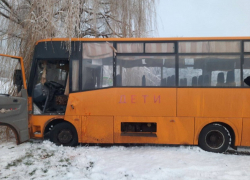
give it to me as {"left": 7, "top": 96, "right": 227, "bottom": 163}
{"left": 198, "top": 124, "right": 230, "bottom": 153}
{"left": 50, "top": 122, "right": 78, "bottom": 146}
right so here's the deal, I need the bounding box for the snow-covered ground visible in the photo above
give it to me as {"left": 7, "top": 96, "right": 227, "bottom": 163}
{"left": 0, "top": 141, "right": 250, "bottom": 180}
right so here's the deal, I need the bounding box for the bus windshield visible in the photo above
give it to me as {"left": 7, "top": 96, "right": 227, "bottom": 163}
{"left": 33, "top": 60, "right": 69, "bottom": 114}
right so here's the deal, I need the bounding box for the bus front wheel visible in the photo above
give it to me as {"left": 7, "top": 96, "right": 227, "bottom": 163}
{"left": 50, "top": 122, "right": 78, "bottom": 146}
{"left": 198, "top": 124, "right": 231, "bottom": 153}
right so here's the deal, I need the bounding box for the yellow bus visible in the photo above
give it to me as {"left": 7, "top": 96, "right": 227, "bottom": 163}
{"left": 1, "top": 37, "right": 250, "bottom": 153}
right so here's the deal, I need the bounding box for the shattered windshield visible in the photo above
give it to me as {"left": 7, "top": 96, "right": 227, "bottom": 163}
{"left": 35, "top": 60, "right": 68, "bottom": 86}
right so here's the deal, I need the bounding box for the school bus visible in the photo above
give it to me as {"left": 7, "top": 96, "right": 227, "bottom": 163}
{"left": 1, "top": 37, "right": 250, "bottom": 153}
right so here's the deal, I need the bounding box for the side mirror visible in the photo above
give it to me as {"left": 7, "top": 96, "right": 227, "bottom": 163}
{"left": 14, "top": 70, "right": 23, "bottom": 91}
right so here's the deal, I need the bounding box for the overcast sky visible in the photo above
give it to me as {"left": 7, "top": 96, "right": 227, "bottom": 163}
{"left": 156, "top": 0, "right": 250, "bottom": 37}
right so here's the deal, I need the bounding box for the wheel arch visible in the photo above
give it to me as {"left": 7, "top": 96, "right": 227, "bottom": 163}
{"left": 43, "top": 119, "right": 78, "bottom": 140}
{"left": 43, "top": 119, "right": 65, "bottom": 136}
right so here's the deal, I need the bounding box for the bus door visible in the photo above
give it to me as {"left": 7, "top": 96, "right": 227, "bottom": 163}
{"left": 0, "top": 54, "right": 29, "bottom": 144}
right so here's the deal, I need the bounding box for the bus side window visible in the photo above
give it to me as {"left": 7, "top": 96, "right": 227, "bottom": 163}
{"left": 116, "top": 56, "right": 176, "bottom": 87}
{"left": 226, "top": 71, "right": 236, "bottom": 86}
{"left": 81, "top": 43, "right": 114, "bottom": 91}
{"left": 216, "top": 72, "right": 225, "bottom": 86}
{"left": 243, "top": 55, "right": 250, "bottom": 87}
{"left": 72, "top": 60, "right": 79, "bottom": 91}
{"left": 179, "top": 55, "right": 240, "bottom": 87}
{"left": 244, "top": 76, "right": 250, "bottom": 86}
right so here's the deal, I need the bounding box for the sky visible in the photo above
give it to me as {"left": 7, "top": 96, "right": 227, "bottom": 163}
{"left": 156, "top": 0, "right": 250, "bottom": 37}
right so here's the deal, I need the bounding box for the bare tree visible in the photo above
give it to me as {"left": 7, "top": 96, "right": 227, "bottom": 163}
{"left": 0, "top": 0, "right": 157, "bottom": 142}
{"left": 0, "top": 0, "right": 157, "bottom": 78}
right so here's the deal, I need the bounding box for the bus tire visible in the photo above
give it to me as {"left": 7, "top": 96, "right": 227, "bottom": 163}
{"left": 50, "top": 122, "right": 78, "bottom": 146}
{"left": 198, "top": 124, "right": 230, "bottom": 153}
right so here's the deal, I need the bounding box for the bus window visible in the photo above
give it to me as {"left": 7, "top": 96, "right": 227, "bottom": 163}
{"left": 33, "top": 60, "right": 69, "bottom": 114}
{"left": 116, "top": 56, "right": 175, "bottom": 87}
{"left": 244, "top": 42, "right": 250, "bottom": 52}
{"left": 179, "top": 55, "right": 241, "bottom": 87}
{"left": 81, "top": 43, "right": 113, "bottom": 90}
{"left": 243, "top": 55, "right": 250, "bottom": 86}
{"left": 72, "top": 60, "right": 79, "bottom": 91}
{"left": 179, "top": 41, "right": 241, "bottom": 53}
{"left": 145, "top": 43, "right": 175, "bottom": 53}
{"left": 117, "top": 43, "right": 143, "bottom": 53}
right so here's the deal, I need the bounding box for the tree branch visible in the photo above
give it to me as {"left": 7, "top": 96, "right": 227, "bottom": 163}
{"left": 0, "top": 0, "right": 11, "bottom": 10}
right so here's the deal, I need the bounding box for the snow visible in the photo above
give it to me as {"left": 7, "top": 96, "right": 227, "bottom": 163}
{"left": 1, "top": 141, "right": 250, "bottom": 180}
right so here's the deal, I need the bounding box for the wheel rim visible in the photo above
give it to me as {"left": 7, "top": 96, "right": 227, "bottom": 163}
{"left": 205, "top": 130, "right": 225, "bottom": 149}
{"left": 57, "top": 129, "right": 73, "bottom": 144}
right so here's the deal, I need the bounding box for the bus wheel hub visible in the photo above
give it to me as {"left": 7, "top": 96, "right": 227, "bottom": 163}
{"left": 206, "top": 131, "right": 224, "bottom": 149}
{"left": 210, "top": 135, "right": 217, "bottom": 142}
{"left": 58, "top": 130, "right": 72, "bottom": 144}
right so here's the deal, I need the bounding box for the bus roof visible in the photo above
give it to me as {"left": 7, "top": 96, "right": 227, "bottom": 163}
{"left": 36, "top": 37, "right": 250, "bottom": 45}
